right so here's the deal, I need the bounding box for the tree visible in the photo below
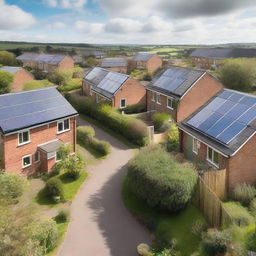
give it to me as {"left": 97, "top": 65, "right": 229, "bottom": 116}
{"left": 86, "top": 57, "right": 98, "bottom": 67}
{"left": 217, "top": 59, "right": 256, "bottom": 92}
{"left": 0, "top": 51, "right": 18, "bottom": 66}
{"left": 48, "top": 68, "right": 73, "bottom": 86}
{"left": 0, "top": 70, "right": 13, "bottom": 94}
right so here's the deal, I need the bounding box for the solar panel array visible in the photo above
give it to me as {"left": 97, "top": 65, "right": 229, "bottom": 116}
{"left": 133, "top": 52, "right": 154, "bottom": 61}
{"left": 187, "top": 90, "right": 256, "bottom": 145}
{"left": 101, "top": 58, "right": 127, "bottom": 67}
{"left": 0, "top": 88, "right": 77, "bottom": 134}
{"left": 0, "top": 66, "right": 21, "bottom": 74}
{"left": 17, "top": 53, "right": 66, "bottom": 64}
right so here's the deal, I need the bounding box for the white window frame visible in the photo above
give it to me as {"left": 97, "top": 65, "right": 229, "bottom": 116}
{"left": 167, "top": 97, "right": 174, "bottom": 110}
{"left": 152, "top": 92, "right": 156, "bottom": 102}
{"left": 35, "top": 151, "right": 40, "bottom": 163}
{"left": 22, "top": 154, "right": 32, "bottom": 169}
{"left": 156, "top": 93, "right": 161, "bottom": 105}
{"left": 120, "top": 98, "right": 126, "bottom": 109}
{"left": 207, "top": 146, "right": 219, "bottom": 168}
{"left": 57, "top": 119, "right": 70, "bottom": 134}
{"left": 18, "top": 130, "right": 30, "bottom": 146}
{"left": 192, "top": 137, "right": 200, "bottom": 155}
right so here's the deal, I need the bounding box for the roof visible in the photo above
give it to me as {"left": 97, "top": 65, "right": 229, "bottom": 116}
{"left": 133, "top": 52, "right": 155, "bottom": 62}
{"left": 101, "top": 58, "right": 127, "bottom": 68}
{"left": 0, "top": 66, "right": 21, "bottom": 74}
{"left": 17, "top": 53, "right": 70, "bottom": 65}
{"left": 83, "top": 50, "right": 105, "bottom": 57}
{"left": 0, "top": 87, "right": 77, "bottom": 134}
{"left": 38, "top": 139, "right": 63, "bottom": 153}
{"left": 84, "top": 67, "right": 129, "bottom": 99}
{"left": 178, "top": 89, "right": 256, "bottom": 156}
{"left": 190, "top": 48, "right": 256, "bottom": 59}
{"left": 146, "top": 66, "right": 205, "bottom": 98}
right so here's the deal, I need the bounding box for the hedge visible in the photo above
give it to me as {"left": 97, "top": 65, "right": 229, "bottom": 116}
{"left": 69, "top": 96, "right": 148, "bottom": 146}
{"left": 152, "top": 112, "right": 171, "bottom": 132}
{"left": 127, "top": 145, "right": 197, "bottom": 212}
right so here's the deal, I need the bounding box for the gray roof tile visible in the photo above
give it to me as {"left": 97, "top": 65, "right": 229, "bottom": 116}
{"left": 101, "top": 58, "right": 127, "bottom": 67}
{"left": 133, "top": 52, "right": 155, "bottom": 61}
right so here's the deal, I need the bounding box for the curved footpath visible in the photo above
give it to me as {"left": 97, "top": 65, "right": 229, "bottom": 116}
{"left": 57, "top": 117, "right": 151, "bottom": 256}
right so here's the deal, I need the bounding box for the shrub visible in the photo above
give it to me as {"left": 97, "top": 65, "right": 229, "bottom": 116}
{"left": 200, "top": 230, "right": 231, "bottom": 256}
{"left": 249, "top": 198, "right": 256, "bottom": 217}
{"left": 23, "top": 80, "right": 53, "bottom": 91}
{"left": 77, "top": 126, "right": 95, "bottom": 142}
{"left": 143, "top": 72, "right": 152, "bottom": 81}
{"left": 65, "top": 155, "right": 84, "bottom": 180}
{"left": 44, "top": 178, "right": 64, "bottom": 202}
{"left": 137, "top": 243, "right": 151, "bottom": 256}
{"left": 127, "top": 145, "right": 197, "bottom": 212}
{"left": 166, "top": 123, "right": 179, "bottom": 152}
{"left": 0, "top": 172, "right": 28, "bottom": 203}
{"left": 72, "top": 67, "right": 84, "bottom": 78}
{"left": 153, "top": 113, "right": 171, "bottom": 132}
{"left": 48, "top": 68, "right": 73, "bottom": 86}
{"left": 89, "top": 138, "right": 111, "bottom": 156}
{"left": 247, "top": 232, "right": 256, "bottom": 252}
{"left": 191, "top": 219, "right": 208, "bottom": 236}
{"left": 54, "top": 209, "right": 69, "bottom": 223}
{"left": 32, "top": 69, "right": 47, "bottom": 80}
{"left": 58, "top": 78, "right": 82, "bottom": 92}
{"left": 232, "top": 183, "right": 256, "bottom": 206}
{"left": 0, "top": 70, "right": 13, "bottom": 94}
{"left": 122, "top": 103, "right": 144, "bottom": 114}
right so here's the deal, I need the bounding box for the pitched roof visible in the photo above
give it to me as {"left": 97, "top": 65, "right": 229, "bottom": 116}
{"left": 146, "top": 66, "right": 205, "bottom": 98}
{"left": 178, "top": 89, "right": 256, "bottom": 156}
{"left": 0, "top": 66, "right": 21, "bottom": 74}
{"left": 16, "top": 53, "right": 70, "bottom": 65}
{"left": 133, "top": 52, "right": 155, "bottom": 61}
{"left": 190, "top": 48, "right": 256, "bottom": 59}
{"left": 0, "top": 87, "right": 77, "bottom": 134}
{"left": 101, "top": 58, "right": 127, "bottom": 67}
{"left": 84, "top": 67, "right": 129, "bottom": 99}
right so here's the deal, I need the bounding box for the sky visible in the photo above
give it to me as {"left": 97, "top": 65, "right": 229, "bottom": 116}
{"left": 0, "top": 0, "right": 256, "bottom": 45}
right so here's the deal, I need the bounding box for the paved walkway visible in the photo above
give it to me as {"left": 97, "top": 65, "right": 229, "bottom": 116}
{"left": 57, "top": 117, "right": 151, "bottom": 256}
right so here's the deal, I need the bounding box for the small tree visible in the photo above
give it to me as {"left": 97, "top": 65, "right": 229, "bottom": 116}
{"left": 0, "top": 70, "right": 13, "bottom": 94}
{"left": 48, "top": 68, "right": 73, "bottom": 86}
{"left": 86, "top": 57, "right": 98, "bottom": 67}
{"left": 0, "top": 51, "right": 17, "bottom": 66}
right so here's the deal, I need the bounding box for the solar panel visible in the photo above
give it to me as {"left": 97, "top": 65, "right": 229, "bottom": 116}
{"left": 197, "top": 113, "right": 222, "bottom": 131}
{"left": 219, "top": 90, "right": 233, "bottom": 99}
{"left": 187, "top": 108, "right": 213, "bottom": 128}
{"left": 206, "top": 116, "right": 233, "bottom": 137}
{"left": 215, "top": 100, "right": 235, "bottom": 114}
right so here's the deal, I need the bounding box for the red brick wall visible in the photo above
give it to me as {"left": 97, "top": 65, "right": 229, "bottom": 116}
{"left": 146, "top": 55, "right": 163, "bottom": 73}
{"left": 113, "top": 78, "right": 146, "bottom": 108}
{"left": 11, "top": 69, "right": 34, "bottom": 92}
{"left": 59, "top": 57, "right": 74, "bottom": 70}
{"left": 2, "top": 117, "right": 76, "bottom": 175}
{"left": 192, "top": 57, "right": 223, "bottom": 70}
{"left": 177, "top": 73, "right": 223, "bottom": 122}
{"left": 82, "top": 80, "right": 90, "bottom": 96}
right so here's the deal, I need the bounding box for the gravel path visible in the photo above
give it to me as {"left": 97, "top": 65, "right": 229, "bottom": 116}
{"left": 57, "top": 117, "right": 151, "bottom": 256}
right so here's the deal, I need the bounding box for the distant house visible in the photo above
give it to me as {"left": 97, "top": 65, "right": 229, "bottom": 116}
{"left": 190, "top": 48, "right": 256, "bottom": 69}
{"left": 0, "top": 87, "right": 78, "bottom": 174}
{"left": 83, "top": 50, "right": 105, "bottom": 59}
{"left": 132, "top": 52, "right": 162, "bottom": 73}
{"left": 146, "top": 66, "right": 223, "bottom": 122}
{"left": 0, "top": 66, "right": 34, "bottom": 92}
{"left": 17, "top": 53, "right": 74, "bottom": 72}
{"left": 178, "top": 89, "right": 256, "bottom": 191}
{"left": 101, "top": 58, "right": 128, "bottom": 73}
{"left": 82, "top": 67, "right": 146, "bottom": 109}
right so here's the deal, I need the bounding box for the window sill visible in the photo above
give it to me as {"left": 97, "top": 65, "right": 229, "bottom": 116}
{"left": 156, "top": 102, "right": 161, "bottom": 105}
{"left": 18, "top": 141, "right": 31, "bottom": 147}
{"left": 207, "top": 159, "right": 219, "bottom": 169}
{"left": 167, "top": 106, "right": 174, "bottom": 110}
{"left": 22, "top": 164, "right": 31, "bottom": 169}
{"left": 57, "top": 129, "right": 70, "bottom": 135}
{"left": 193, "top": 150, "right": 198, "bottom": 155}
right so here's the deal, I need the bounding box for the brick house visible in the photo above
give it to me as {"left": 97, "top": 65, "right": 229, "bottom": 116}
{"left": 0, "top": 87, "right": 78, "bottom": 175}
{"left": 101, "top": 58, "right": 128, "bottom": 73}
{"left": 17, "top": 53, "right": 74, "bottom": 72}
{"left": 132, "top": 52, "right": 162, "bottom": 73}
{"left": 178, "top": 89, "right": 256, "bottom": 191}
{"left": 146, "top": 66, "right": 223, "bottom": 122}
{"left": 190, "top": 48, "right": 256, "bottom": 70}
{"left": 0, "top": 66, "right": 34, "bottom": 92}
{"left": 82, "top": 67, "right": 146, "bottom": 109}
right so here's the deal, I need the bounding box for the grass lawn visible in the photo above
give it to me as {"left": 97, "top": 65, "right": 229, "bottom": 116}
{"left": 122, "top": 176, "right": 205, "bottom": 256}
{"left": 23, "top": 79, "right": 54, "bottom": 91}
{"left": 59, "top": 78, "right": 82, "bottom": 92}
{"left": 36, "top": 171, "right": 88, "bottom": 206}
{"left": 77, "top": 140, "right": 106, "bottom": 159}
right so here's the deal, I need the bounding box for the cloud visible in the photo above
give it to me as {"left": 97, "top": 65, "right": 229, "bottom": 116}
{"left": 105, "top": 18, "right": 142, "bottom": 33}
{"left": 46, "top": 22, "right": 67, "bottom": 29}
{"left": 0, "top": 0, "right": 36, "bottom": 30}
{"left": 141, "top": 16, "right": 172, "bottom": 33}
{"left": 75, "top": 21, "right": 104, "bottom": 33}
{"left": 45, "top": 0, "right": 86, "bottom": 9}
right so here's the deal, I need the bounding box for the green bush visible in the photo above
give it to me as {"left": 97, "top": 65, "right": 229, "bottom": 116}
{"left": 65, "top": 155, "right": 84, "bottom": 180}
{"left": 89, "top": 138, "right": 111, "bottom": 156}
{"left": 54, "top": 209, "right": 69, "bottom": 223}
{"left": 48, "top": 68, "right": 73, "bottom": 86}
{"left": 77, "top": 126, "right": 95, "bottom": 142}
{"left": 153, "top": 112, "right": 171, "bottom": 132}
{"left": 200, "top": 230, "right": 231, "bottom": 256}
{"left": 246, "top": 232, "right": 256, "bottom": 252}
{"left": 0, "top": 70, "right": 13, "bottom": 94}
{"left": 23, "top": 80, "right": 53, "bottom": 91}
{"left": 249, "top": 198, "right": 256, "bottom": 217}
{"left": 32, "top": 69, "right": 48, "bottom": 80}
{"left": 58, "top": 78, "right": 82, "bottom": 92}
{"left": 166, "top": 123, "right": 179, "bottom": 152}
{"left": 44, "top": 178, "right": 64, "bottom": 203}
{"left": 232, "top": 183, "right": 256, "bottom": 206}
{"left": 127, "top": 145, "right": 197, "bottom": 212}
{"left": 122, "top": 103, "right": 145, "bottom": 114}
{"left": 72, "top": 67, "right": 84, "bottom": 78}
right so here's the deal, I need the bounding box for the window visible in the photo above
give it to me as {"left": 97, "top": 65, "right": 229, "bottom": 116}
{"left": 96, "top": 94, "right": 99, "bottom": 103}
{"left": 18, "top": 130, "right": 30, "bottom": 145}
{"left": 167, "top": 97, "right": 174, "bottom": 109}
{"left": 156, "top": 93, "right": 161, "bottom": 104}
{"left": 57, "top": 119, "right": 70, "bottom": 134}
{"left": 22, "top": 155, "right": 32, "bottom": 168}
{"left": 152, "top": 92, "right": 156, "bottom": 102}
{"left": 207, "top": 147, "right": 219, "bottom": 167}
{"left": 120, "top": 98, "right": 126, "bottom": 108}
{"left": 193, "top": 138, "right": 200, "bottom": 154}
{"left": 35, "top": 151, "right": 40, "bottom": 162}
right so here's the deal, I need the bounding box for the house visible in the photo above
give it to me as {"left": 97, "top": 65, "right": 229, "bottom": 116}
{"left": 17, "top": 53, "right": 74, "bottom": 72}
{"left": 101, "top": 58, "right": 128, "bottom": 73}
{"left": 83, "top": 50, "right": 105, "bottom": 59}
{"left": 178, "top": 89, "right": 256, "bottom": 191}
{"left": 0, "top": 66, "right": 34, "bottom": 92}
{"left": 190, "top": 48, "right": 256, "bottom": 70}
{"left": 0, "top": 87, "right": 78, "bottom": 175}
{"left": 82, "top": 67, "right": 146, "bottom": 109}
{"left": 132, "top": 52, "right": 162, "bottom": 73}
{"left": 146, "top": 66, "right": 223, "bottom": 122}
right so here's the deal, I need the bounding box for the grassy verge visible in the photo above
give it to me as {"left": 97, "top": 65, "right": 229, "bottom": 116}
{"left": 59, "top": 78, "right": 82, "bottom": 92}
{"left": 80, "top": 114, "right": 137, "bottom": 148}
{"left": 122, "top": 176, "right": 205, "bottom": 256}
{"left": 77, "top": 140, "right": 106, "bottom": 159}
{"left": 36, "top": 171, "right": 88, "bottom": 206}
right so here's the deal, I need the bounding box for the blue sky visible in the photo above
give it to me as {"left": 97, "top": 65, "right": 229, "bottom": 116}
{"left": 1, "top": 0, "right": 256, "bottom": 44}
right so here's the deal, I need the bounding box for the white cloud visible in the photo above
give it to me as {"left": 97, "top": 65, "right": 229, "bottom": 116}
{"left": 75, "top": 21, "right": 104, "bottom": 33}
{"left": 45, "top": 0, "right": 58, "bottom": 7}
{"left": 0, "top": 0, "right": 36, "bottom": 30}
{"left": 105, "top": 18, "right": 142, "bottom": 33}
{"left": 46, "top": 21, "right": 67, "bottom": 29}
{"left": 45, "top": 0, "right": 87, "bottom": 9}
{"left": 141, "top": 16, "right": 172, "bottom": 33}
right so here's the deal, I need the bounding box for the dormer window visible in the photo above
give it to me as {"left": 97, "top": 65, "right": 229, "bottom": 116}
{"left": 18, "top": 130, "right": 30, "bottom": 146}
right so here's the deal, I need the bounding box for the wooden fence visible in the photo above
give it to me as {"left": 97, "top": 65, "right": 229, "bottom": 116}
{"left": 195, "top": 170, "right": 233, "bottom": 228}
